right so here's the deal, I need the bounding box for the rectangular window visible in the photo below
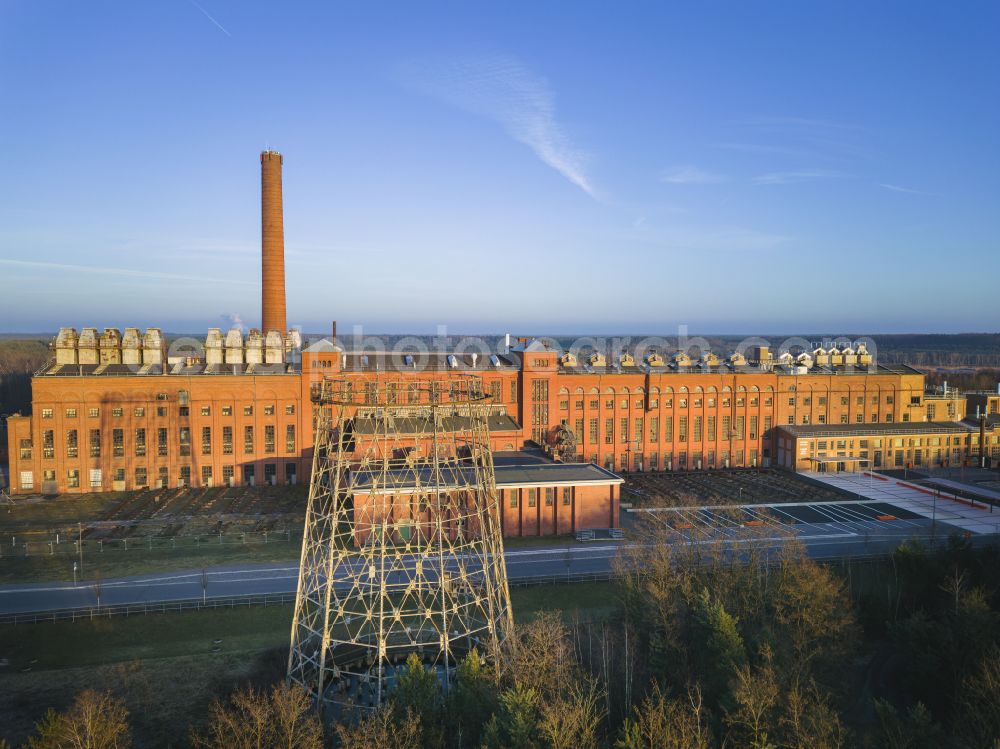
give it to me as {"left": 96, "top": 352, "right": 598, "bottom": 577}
{"left": 509, "top": 491, "right": 518, "bottom": 509}
{"left": 510, "top": 381, "right": 517, "bottom": 403}
{"left": 244, "top": 405, "right": 253, "bottom": 416}
{"left": 201, "top": 426, "right": 212, "bottom": 455}
{"left": 66, "top": 429, "right": 78, "bottom": 459}
{"left": 635, "top": 418, "right": 643, "bottom": 444}
{"left": 562, "top": 487, "right": 571, "bottom": 506}
{"left": 65, "top": 408, "right": 77, "bottom": 418}
{"left": 223, "top": 426, "right": 233, "bottom": 455}
{"left": 244, "top": 425, "right": 254, "bottom": 453}
{"left": 42, "top": 408, "right": 53, "bottom": 419}
{"left": 545, "top": 487, "right": 554, "bottom": 506}
{"left": 749, "top": 416, "right": 758, "bottom": 440}
{"left": 135, "top": 467, "right": 147, "bottom": 487}
{"left": 707, "top": 416, "right": 716, "bottom": 441}
{"left": 157, "top": 406, "right": 167, "bottom": 418}
{"left": 201, "top": 465, "right": 213, "bottom": 484}
{"left": 179, "top": 466, "right": 191, "bottom": 486}
{"left": 286, "top": 425, "right": 296, "bottom": 453}
{"left": 112, "top": 428, "right": 124, "bottom": 457}
{"left": 112, "top": 407, "right": 123, "bottom": 418}
{"left": 589, "top": 418, "right": 599, "bottom": 443}
{"left": 285, "top": 404, "right": 295, "bottom": 415}
{"left": 179, "top": 427, "right": 191, "bottom": 457}
{"left": 620, "top": 418, "right": 629, "bottom": 443}
{"left": 664, "top": 416, "right": 673, "bottom": 441}
{"left": 200, "top": 406, "right": 211, "bottom": 417}
{"left": 528, "top": 488, "right": 537, "bottom": 508}
{"left": 157, "top": 427, "right": 168, "bottom": 456}
{"left": 605, "top": 418, "right": 614, "bottom": 444}
{"left": 693, "top": 416, "right": 702, "bottom": 442}
{"left": 67, "top": 469, "right": 80, "bottom": 489}
{"left": 222, "top": 406, "right": 233, "bottom": 416}
{"left": 679, "top": 416, "right": 687, "bottom": 442}
{"left": 89, "top": 429, "right": 101, "bottom": 458}
{"left": 264, "top": 425, "right": 276, "bottom": 454}
{"left": 264, "top": 405, "right": 275, "bottom": 416}
{"left": 89, "top": 407, "right": 99, "bottom": 418}
{"left": 135, "top": 428, "right": 146, "bottom": 457}
{"left": 89, "top": 468, "right": 101, "bottom": 489}
{"left": 222, "top": 465, "right": 234, "bottom": 484}
{"left": 734, "top": 416, "right": 745, "bottom": 439}
{"left": 42, "top": 430, "right": 55, "bottom": 459}
{"left": 20, "top": 471, "right": 34, "bottom": 490}
{"left": 134, "top": 407, "right": 145, "bottom": 417}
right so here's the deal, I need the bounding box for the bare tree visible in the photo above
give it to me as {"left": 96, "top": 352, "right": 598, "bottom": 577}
{"left": 333, "top": 703, "right": 422, "bottom": 749}
{"left": 616, "top": 683, "right": 713, "bottom": 749}
{"left": 27, "top": 689, "right": 131, "bottom": 749}
{"left": 538, "top": 677, "right": 605, "bottom": 749}
{"left": 725, "top": 656, "right": 779, "bottom": 749}
{"left": 191, "top": 682, "right": 322, "bottom": 749}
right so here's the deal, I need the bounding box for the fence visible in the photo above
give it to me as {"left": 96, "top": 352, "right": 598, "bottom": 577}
{"left": 0, "top": 591, "right": 299, "bottom": 626}
{"left": 0, "top": 529, "right": 302, "bottom": 559}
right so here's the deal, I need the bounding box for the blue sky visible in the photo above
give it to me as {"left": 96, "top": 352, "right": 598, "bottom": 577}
{"left": 0, "top": 1, "right": 997, "bottom": 334}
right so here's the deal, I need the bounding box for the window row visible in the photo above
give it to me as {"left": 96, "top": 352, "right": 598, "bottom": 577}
{"left": 32, "top": 425, "right": 296, "bottom": 459}
{"left": 40, "top": 404, "right": 296, "bottom": 419}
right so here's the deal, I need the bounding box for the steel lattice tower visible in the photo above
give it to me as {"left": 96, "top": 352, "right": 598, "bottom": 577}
{"left": 287, "top": 374, "right": 514, "bottom": 714}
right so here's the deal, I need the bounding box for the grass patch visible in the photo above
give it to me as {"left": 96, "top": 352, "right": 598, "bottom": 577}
{"left": 503, "top": 534, "right": 578, "bottom": 549}
{"left": 510, "top": 581, "right": 621, "bottom": 623}
{"left": 0, "top": 580, "right": 623, "bottom": 746}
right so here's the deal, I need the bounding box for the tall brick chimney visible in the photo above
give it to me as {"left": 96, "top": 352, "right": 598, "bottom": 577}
{"left": 261, "top": 150, "right": 287, "bottom": 334}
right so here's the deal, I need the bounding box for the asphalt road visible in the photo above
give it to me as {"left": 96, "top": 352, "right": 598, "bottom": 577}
{"left": 0, "top": 512, "right": 982, "bottom": 616}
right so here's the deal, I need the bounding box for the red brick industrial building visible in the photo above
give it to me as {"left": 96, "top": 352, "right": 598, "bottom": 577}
{"left": 6, "top": 152, "right": 999, "bottom": 535}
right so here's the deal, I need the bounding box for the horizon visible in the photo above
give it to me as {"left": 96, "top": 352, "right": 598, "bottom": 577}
{"left": 1, "top": 2, "right": 998, "bottom": 333}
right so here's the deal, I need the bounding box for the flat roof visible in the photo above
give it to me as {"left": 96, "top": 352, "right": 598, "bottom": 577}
{"left": 38, "top": 362, "right": 299, "bottom": 377}
{"left": 779, "top": 421, "right": 977, "bottom": 439}
{"left": 349, "top": 460, "right": 622, "bottom": 494}
{"left": 557, "top": 362, "right": 923, "bottom": 377}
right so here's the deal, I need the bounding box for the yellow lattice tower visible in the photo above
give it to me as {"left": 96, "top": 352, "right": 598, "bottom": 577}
{"left": 287, "top": 374, "right": 514, "bottom": 714}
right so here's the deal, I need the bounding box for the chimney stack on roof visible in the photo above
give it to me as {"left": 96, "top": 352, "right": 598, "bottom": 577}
{"left": 261, "top": 150, "right": 287, "bottom": 336}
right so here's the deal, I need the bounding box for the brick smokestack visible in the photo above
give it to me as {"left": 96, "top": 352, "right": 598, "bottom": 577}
{"left": 261, "top": 150, "right": 287, "bottom": 334}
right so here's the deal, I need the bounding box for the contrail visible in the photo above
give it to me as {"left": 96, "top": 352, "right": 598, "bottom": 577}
{"left": 189, "top": 0, "right": 231, "bottom": 37}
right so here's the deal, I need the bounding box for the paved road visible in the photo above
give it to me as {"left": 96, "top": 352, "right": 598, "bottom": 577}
{"left": 0, "top": 511, "right": 987, "bottom": 616}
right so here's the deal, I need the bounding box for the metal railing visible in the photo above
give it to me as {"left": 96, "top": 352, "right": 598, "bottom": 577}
{"left": 0, "top": 591, "right": 298, "bottom": 626}
{"left": 0, "top": 530, "right": 301, "bottom": 559}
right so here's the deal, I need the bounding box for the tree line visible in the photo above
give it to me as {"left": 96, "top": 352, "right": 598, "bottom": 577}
{"left": 5, "top": 527, "right": 1000, "bottom": 747}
